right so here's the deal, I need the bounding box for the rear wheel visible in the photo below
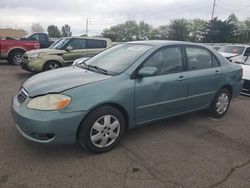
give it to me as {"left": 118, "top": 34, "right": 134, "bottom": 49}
{"left": 43, "top": 61, "right": 61, "bottom": 71}
{"left": 8, "top": 51, "right": 24, "bottom": 65}
{"left": 208, "top": 88, "right": 231, "bottom": 118}
{"left": 78, "top": 106, "right": 126, "bottom": 154}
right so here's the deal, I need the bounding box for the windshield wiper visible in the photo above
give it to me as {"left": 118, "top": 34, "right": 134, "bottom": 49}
{"left": 77, "top": 62, "right": 108, "bottom": 75}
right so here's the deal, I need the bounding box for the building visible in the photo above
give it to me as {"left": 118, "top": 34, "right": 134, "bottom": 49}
{"left": 0, "top": 28, "right": 27, "bottom": 39}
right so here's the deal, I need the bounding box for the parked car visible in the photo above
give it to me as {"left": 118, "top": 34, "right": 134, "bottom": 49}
{"left": 11, "top": 41, "right": 242, "bottom": 153}
{"left": 0, "top": 33, "right": 53, "bottom": 65}
{"left": 219, "top": 45, "right": 250, "bottom": 63}
{"left": 240, "top": 57, "right": 250, "bottom": 96}
{"left": 20, "top": 37, "right": 112, "bottom": 72}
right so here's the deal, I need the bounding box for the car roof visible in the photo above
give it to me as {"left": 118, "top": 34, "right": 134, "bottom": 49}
{"left": 127, "top": 40, "right": 207, "bottom": 47}
{"left": 222, "top": 44, "right": 250, "bottom": 48}
{"left": 61, "top": 36, "right": 111, "bottom": 41}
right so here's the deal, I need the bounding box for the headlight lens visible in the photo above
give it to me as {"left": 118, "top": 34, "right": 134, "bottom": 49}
{"left": 27, "top": 94, "right": 71, "bottom": 111}
{"left": 30, "top": 52, "right": 47, "bottom": 59}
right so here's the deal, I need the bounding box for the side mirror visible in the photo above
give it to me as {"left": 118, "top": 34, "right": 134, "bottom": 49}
{"left": 66, "top": 46, "right": 74, "bottom": 52}
{"left": 72, "top": 57, "right": 90, "bottom": 66}
{"left": 137, "top": 67, "right": 157, "bottom": 77}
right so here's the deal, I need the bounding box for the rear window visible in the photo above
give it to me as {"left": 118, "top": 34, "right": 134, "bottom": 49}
{"left": 86, "top": 39, "right": 107, "bottom": 49}
{"left": 219, "top": 46, "right": 245, "bottom": 55}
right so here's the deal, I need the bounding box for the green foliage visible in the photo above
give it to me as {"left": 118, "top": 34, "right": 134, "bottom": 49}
{"left": 47, "top": 25, "right": 61, "bottom": 38}
{"left": 61, "top": 24, "right": 72, "bottom": 37}
{"left": 101, "top": 14, "right": 250, "bottom": 43}
{"left": 167, "top": 19, "right": 190, "bottom": 41}
{"left": 102, "top": 20, "right": 153, "bottom": 42}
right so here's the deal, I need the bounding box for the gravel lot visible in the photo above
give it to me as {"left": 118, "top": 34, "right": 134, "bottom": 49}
{"left": 0, "top": 61, "right": 250, "bottom": 188}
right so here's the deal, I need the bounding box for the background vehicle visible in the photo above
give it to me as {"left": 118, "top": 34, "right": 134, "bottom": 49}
{"left": 12, "top": 41, "right": 242, "bottom": 153}
{"left": 20, "top": 37, "right": 112, "bottom": 72}
{"left": 0, "top": 33, "right": 53, "bottom": 65}
{"left": 240, "top": 56, "right": 250, "bottom": 96}
{"left": 219, "top": 45, "right": 250, "bottom": 63}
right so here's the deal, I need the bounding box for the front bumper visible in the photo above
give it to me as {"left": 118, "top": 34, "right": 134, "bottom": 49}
{"left": 20, "top": 57, "right": 44, "bottom": 72}
{"left": 241, "top": 79, "right": 250, "bottom": 96}
{"left": 11, "top": 95, "right": 88, "bottom": 145}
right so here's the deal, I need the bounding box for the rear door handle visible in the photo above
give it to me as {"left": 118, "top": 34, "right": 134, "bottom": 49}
{"left": 177, "top": 75, "right": 187, "bottom": 81}
{"left": 215, "top": 70, "right": 220, "bottom": 73}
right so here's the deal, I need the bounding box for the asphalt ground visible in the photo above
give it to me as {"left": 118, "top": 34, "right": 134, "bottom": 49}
{"left": 0, "top": 61, "right": 249, "bottom": 188}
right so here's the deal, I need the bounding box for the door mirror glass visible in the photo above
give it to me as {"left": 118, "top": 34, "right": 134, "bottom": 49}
{"left": 66, "top": 46, "right": 74, "bottom": 51}
{"left": 137, "top": 67, "right": 157, "bottom": 77}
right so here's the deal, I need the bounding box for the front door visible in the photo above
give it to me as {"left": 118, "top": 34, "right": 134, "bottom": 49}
{"left": 134, "top": 46, "right": 188, "bottom": 124}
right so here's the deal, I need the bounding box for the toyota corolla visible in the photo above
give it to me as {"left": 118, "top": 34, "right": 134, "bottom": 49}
{"left": 11, "top": 41, "right": 242, "bottom": 153}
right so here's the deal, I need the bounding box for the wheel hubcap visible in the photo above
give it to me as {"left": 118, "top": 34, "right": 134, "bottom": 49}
{"left": 49, "top": 63, "right": 59, "bottom": 69}
{"left": 90, "top": 115, "right": 120, "bottom": 148}
{"left": 216, "top": 93, "right": 229, "bottom": 114}
{"left": 13, "top": 54, "right": 23, "bottom": 65}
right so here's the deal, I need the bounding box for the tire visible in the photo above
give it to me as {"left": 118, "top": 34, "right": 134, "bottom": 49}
{"left": 208, "top": 88, "right": 231, "bottom": 118}
{"left": 43, "top": 61, "right": 61, "bottom": 71}
{"left": 78, "top": 106, "right": 126, "bottom": 154}
{"left": 8, "top": 51, "right": 24, "bottom": 65}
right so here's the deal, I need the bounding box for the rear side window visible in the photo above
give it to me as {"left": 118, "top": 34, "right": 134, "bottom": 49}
{"left": 186, "top": 47, "right": 213, "bottom": 70}
{"left": 86, "top": 39, "right": 107, "bottom": 49}
{"left": 68, "top": 39, "right": 86, "bottom": 49}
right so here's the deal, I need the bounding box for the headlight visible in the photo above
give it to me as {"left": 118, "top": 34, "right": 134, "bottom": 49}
{"left": 30, "top": 52, "right": 47, "bottom": 59}
{"left": 27, "top": 94, "right": 71, "bottom": 111}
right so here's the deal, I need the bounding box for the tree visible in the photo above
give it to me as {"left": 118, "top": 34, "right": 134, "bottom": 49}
{"left": 31, "top": 23, "right": 44, "bottom": 33}
{"left": 102, "top": 20, "right": 153, "bottom": 42}
{"left": 149, "top": 25, "right": 169, "bottom": 40}
{"left": 167, "top": 19, "right": 190, "bottom": 41}
{"left": 226, "top": 14, "right": 240, "bottom": 42}
{"left": 202, "top": 17, "right": 235, "bottom": 43}
{"left": 61, "top": 24, "right": 72, "bottom": 37}
{"left": 47, "top": 25, "right": 61, "bottom": 38}
{"left": 137, "top": 21, "right": 153, "bottom": 40}
{"left": 189, "top": 19, "right": 206, "bottom": 42}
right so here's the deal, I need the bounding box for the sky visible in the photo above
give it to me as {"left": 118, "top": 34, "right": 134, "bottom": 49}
{"left": 0, "top": 0, "right": 250, "bottom": 36}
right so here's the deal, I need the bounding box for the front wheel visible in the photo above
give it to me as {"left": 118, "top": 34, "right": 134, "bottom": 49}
{"left": 8, "top": 51, "right": 24, "bottom": 65}
{"left": 43, "top": 61, "right": 61, "bottom": 71}
{"left": 208, "top": 88, "right": 231, "bottom": 118}
{"left": 78, "top": 106, "right": 126, "bottom": 154}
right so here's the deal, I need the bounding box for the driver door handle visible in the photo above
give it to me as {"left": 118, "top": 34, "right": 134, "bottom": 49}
{"left": 177, "top": 75, "right": 187, "bottom": 81}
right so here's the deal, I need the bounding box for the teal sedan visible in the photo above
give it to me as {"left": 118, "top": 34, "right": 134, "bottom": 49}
{"left": 11, "top": 41, "right": 242, "bottom": 153}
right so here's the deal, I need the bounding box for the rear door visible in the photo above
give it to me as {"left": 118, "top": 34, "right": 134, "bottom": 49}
{"left": 134, "top": 46, "right": 188, "bottom": 124}
{"left": 184, "top": 46, "right": 222, "bottom": 110}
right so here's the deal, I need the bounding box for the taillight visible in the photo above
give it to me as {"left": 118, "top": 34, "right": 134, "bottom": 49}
{"left": 34, "top": 43, "right": 40, "bottom": 49}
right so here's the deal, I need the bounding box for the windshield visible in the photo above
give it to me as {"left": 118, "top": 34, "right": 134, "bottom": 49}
{"left": 49, "top": 38, "right": 62, "bottom": 48}
{"left": 50, "top": 38, "right": 70, "bottom": 49}
{"left": 244, "top": 58, "right": 250, "bottom": 65}
{"left": 85, "top": 44, "right": 152, "bottom": 74}
{"left": 219, "top": 46, "right": 245, "bottom": 55}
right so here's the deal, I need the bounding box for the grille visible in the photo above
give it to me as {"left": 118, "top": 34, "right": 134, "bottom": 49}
{"left": 17, "top": 89, "right": 28, "bottom": 104}
{"left": 242, "top": 80, "right": 250, "bottom": 90}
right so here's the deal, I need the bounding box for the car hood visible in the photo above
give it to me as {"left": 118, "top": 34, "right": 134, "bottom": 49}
{"left": 25, "top": 48, "right": 65, "bottom": 56}
{"left": 23, "top": 67, "right": 111, "bottom": 97}
{"left": 241, "top": 64, "right": 250, "bottom": 80}
{"left": 219, "top": 52, "right": 239, "bottom": 58}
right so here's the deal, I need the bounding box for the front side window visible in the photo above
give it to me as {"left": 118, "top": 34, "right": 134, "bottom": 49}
{"left": 244, "top": 48, "right": 250, "bottom": 56}
{"left": 142, "top": 46, "right": 183, "bottom": 75}
{"left": 186, "top": 47, "right": 213, "bottom": 70}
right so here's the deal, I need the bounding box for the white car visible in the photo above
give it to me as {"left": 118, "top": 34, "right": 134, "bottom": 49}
{"left": 219, "top": 45, "right": 250, "bottom": 63}
{"left": 241, "top": 57, "right": 250, "bottom": 96}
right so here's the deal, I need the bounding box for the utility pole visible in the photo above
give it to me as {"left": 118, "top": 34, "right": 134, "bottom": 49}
{"left": 86, "top": 18, "right": 90, "bottom": 36}
{"left": 211, "top": 0, "right": 216, "bottom": 20}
